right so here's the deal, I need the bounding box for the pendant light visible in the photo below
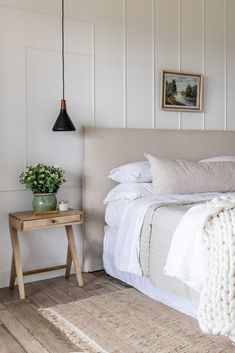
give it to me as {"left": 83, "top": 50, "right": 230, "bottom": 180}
{"left": 53, "top": 0, "right": 76, "bottom": 131}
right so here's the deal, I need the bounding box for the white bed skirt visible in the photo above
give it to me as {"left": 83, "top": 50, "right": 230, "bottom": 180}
{"left": 103, "top": 226, "right": 197, "bottom": 319}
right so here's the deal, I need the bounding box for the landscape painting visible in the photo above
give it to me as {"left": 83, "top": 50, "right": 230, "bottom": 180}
{"left": 161, "top": 70, "right": 203, "bottom": 112}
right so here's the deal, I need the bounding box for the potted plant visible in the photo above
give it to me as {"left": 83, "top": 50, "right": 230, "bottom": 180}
{"left": 20, "top": 164, "right": 65, "bottom": 212}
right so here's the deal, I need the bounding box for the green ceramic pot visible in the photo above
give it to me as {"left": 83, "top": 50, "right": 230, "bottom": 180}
{"left": 32, "top": 193, "right": 57, "bottom": 212}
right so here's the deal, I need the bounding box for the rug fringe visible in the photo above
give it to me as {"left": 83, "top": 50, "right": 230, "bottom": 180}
{"left": 40, "top": 308, "right": 109, "bottom": 353}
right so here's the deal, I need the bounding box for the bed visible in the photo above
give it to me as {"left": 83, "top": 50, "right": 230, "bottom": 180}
{"left": 104, "top": 202, "right": 199, "bottom": 317}
{"left": 82, "top": 127, "right": 235, "bottom": 319}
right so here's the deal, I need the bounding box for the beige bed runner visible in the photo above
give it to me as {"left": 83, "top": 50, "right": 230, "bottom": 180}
{"left": 139, "top": 202, "right": 199, "bottom": 306}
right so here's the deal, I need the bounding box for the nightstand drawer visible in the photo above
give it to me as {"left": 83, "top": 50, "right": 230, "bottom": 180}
{"left": 22, "top": 214, "right": 82, "bottom": 231}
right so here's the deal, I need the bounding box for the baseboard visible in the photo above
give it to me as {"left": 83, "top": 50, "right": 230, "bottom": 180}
{"left": 0, "top": 263, "right": 77, "bottom": 289}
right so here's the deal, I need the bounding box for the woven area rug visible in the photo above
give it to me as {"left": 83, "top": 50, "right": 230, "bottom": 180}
{"left": 40, "top": 288, "right": 234, "bottom": 353}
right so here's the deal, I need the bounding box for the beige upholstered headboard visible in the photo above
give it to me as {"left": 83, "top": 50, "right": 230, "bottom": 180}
{"left": 83, "top": 127, "right": 235, "bottom": 272}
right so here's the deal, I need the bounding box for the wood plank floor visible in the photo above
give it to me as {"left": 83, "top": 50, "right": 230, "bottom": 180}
{"left": 0, "top": 271, "right": 130, "bottom": 353}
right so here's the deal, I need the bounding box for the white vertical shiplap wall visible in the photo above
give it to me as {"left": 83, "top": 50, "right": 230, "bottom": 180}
{"left": 154, "top": 0, "right": 180, "bottom": 129}
{"left": 180, "top": 0, "right": 204, "bottom": 130}
{"left": 204, "top": 0, "right": 226, "bottom": 130}
{"left": 0, "top": 0, "right": 235, "bottom": 287}
{"left": 225, "top": 0, "right": 235, "bottom": 131}
{"left": 126, "top": 0, "right": 153, "bottom": 128}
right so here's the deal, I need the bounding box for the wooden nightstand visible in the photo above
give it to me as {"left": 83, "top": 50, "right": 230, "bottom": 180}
{"left": 8, "top": 209, "right": 83, "bottom": 300}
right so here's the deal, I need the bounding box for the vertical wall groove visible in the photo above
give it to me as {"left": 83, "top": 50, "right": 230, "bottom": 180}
{"left": 152, "top": 0, "right": 155, "bottom": 129}
{"left": 178, "top": 0, "right": 182, "bottom": 130}
{"left": 224, "top": 0, "right": 227, "bottom": 131}
{"left": 123, "top": 0, "right": 127, "bottom": 128}
{"left": 25, "top": 47, "right": 29, "bottom": 167}
{"left": 202, "top": 0, "right": 205, "bottom": 130}
{"left": 92, "top": 23, "right": 96, "bottom": 127}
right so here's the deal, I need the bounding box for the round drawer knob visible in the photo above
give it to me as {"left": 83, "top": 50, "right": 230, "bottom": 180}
{"left": 51, "top": 219, "right": 56, "bottom": 223}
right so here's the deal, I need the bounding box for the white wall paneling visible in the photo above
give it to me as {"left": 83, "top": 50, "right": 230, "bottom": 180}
{"left": 126, "top": 0, "right": 153, "bottom": 128}
{"left": 0, "top": 2, "right": 93, "bottom": 287}
{"left": 26, "top": 48, "right": 93, "bottom": 187}
{"left": 180, "top": 0, "right": 204, "bottom": 130}
{"left": 0, "top": 6, "right": 27, "bottom": 191}
{"left": 79, "top": 0, "right": 125, "bottom": 128}
{"left": 0, "top": 0, "right": 235, "bottom": 287}
{"left": 154, "top": 0, "right": 180, "bottom": 129}
{"left": 204, "top": 0, "right": 226, "bottom": 130}
{"left": 227, "top": 0, "right": 235, "bottom": 130}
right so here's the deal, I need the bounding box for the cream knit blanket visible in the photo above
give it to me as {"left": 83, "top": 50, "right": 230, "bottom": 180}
{"left": 198, "top": 196, "right": 235, "bottom": 340}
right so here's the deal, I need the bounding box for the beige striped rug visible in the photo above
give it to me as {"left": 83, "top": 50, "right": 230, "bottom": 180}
{"left": 40, "top": 288, "right": 234, "bottom": 353}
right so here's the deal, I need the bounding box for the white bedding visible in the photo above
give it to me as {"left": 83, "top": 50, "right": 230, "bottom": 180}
{"left": 164, "top": 193, "right": 235, "bottom": 292}
{"left": 113, "top": 192, "right": 225, "bottom": 277}
{"left": 164, "top": 203, "right": 208, "bottom": 292}
{"left": 103, "top": 191, "right": 235, "bottom": 322}
{"left": 103, "top": 226, "right": 197, "bottom": 318}
{"left": 105, "top": 200, "right": 132, "bottom": 228}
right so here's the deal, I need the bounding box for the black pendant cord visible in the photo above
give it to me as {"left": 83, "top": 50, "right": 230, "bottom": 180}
{"left": 52, "top": 0, "right": 76, "bottom": 131}
{"left": 62, "top": 0, "right": 65, "bottom": 100}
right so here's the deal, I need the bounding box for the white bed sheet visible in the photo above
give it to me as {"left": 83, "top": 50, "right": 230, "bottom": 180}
{"left": 165, "top": 193, "right": 235, "bottom": 292}
{"left": 105, "top": 200, "right": 132, "bottom": 228}
{"left": 114, "top": 192, "right": 223, "bottom": 276}
{"left": 103, "top": 225, "right": 197, "bottom": 318}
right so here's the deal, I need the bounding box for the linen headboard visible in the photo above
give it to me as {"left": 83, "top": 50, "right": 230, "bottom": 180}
{"left": 83, "top": 127, "right": 235, "bottom": 272}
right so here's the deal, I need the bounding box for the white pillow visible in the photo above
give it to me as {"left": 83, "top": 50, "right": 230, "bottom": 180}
{"left": 104, "top": 183, "right": 152, "bottom": 205}
{"left": 146, "top": 154, "right": 235, "bottom": 195}
{"left": 200, "top": 155, "right": 235, "bottom": 162}
{"left": 108, "top": 161, "right": 152, "bottom": 183}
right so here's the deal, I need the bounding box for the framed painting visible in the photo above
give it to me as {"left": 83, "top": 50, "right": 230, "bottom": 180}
{"left": 161, "top": 70, "right": 203, "bottom": 112}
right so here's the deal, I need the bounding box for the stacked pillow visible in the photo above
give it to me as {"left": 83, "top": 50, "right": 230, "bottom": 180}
{"left": 108, "top": 161, "right": 152, "bottom": 183}
{"left": 104, "top": 161, "right": 152, "bottom": 204}
{"left": 104, "top": 155, "right": 235, "bottom": 204}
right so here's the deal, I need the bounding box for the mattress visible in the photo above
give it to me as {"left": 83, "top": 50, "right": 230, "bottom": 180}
{"left": 103, "top": 193, "right": 222, "bottom": 317}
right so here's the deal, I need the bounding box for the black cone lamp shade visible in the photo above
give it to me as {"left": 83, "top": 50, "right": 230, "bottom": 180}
{"left": 53, "top": 0, "right": 76, "bottom": 132}
{"left": 53, "top": 99, "right": 75, "bottom": 131}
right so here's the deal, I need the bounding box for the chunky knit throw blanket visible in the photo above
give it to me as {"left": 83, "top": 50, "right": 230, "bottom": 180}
{"left": 198, "top": 196, "right": 235, "bottom": 340}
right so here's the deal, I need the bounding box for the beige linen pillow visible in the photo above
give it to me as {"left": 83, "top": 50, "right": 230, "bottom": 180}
{"left": 145, "top": 154, "right": 235, "bottom": 195}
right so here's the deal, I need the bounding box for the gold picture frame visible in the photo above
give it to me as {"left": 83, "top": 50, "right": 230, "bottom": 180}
{"left": 161, "top": 70, "right": 203, "bottom": 112}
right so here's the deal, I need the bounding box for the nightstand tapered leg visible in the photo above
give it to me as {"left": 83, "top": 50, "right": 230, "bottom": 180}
{"left": 65, "top": 244, "right": 72, "bottom": 279}
{"left": 9, "top": 227, "right": 25, "bottom": 299}
{"left": 65, "top": 225, "right": 83, "bottom": 287}
{"left": 9, "top": 255, "right": 16, "bottom": 289}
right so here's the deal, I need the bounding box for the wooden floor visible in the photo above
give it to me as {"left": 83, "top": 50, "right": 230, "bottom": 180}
{"left": 0, "top": 271, "right": 130, "bottom": 353}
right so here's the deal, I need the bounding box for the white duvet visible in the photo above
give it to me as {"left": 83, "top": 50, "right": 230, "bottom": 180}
{"left": 114, "top": 192, "right": 228, "bottom": 278}
{"left": 165, "top": 193, "right": 235, "bottom": 292}
{"left": 164, "top": 202, "right": 208, "bottom": 292}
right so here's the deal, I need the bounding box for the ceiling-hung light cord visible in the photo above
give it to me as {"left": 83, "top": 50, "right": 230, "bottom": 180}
{"left": 52, "top": 0, "right": 76, "bottom": 131}
{"left": 62, "top": 0, "right": 65, "bottom": 100}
